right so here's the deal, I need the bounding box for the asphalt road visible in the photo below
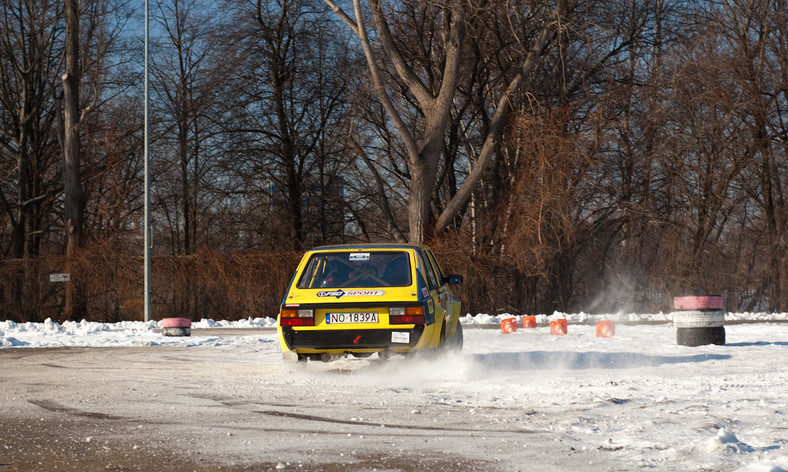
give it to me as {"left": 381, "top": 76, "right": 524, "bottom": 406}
{"left": 0, "top": 343, "right": 495, "bottom": 472}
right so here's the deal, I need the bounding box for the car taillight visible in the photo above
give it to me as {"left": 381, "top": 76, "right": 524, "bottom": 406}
{"left": 389, "top": 306, "right": 425, "bottom": 324}
{"left": 280, "top": 308, "right": 314, "bottom": 327}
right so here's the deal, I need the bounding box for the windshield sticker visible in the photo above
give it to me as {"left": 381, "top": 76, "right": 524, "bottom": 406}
{"left": 317, "top": 289, "right": 385, "bottom": 299}
{"left": 349, "top": 253, "right": 370, "bottom": 261}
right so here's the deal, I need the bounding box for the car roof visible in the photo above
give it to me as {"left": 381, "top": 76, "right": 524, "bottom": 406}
{"left": 307, "top": 243, "right": 427, "bottom": 252}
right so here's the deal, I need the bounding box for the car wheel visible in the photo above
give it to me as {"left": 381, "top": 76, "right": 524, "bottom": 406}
{"left": 282, "top": 351, "right": 306, "bottom": 363}
{"left": 435, "top": 321, "right": 447, "bottom": 349}
{"left": 320, "top": 353, "right": 342, "bottom": 363}
{"left": 445, "top": 322, "right": 463, "bottom": 351}
{"left": 378, "top": 350, "right": 395, "bottom": 360}
{"left": 676, "top": 327, "right": 726, "bottom": 347}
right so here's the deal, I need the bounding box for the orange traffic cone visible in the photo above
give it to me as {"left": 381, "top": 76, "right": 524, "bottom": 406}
{"left": 522, "top": 316, "right": 537, "bottom": 329}
{"left": 596, "top": 320, "right": 615, "bottom": 338}
{"left": 501, "top": 317, "right": 518, "bottom": 334}
{"left": 550, "top": 319, "right": 568, "bottom": 335}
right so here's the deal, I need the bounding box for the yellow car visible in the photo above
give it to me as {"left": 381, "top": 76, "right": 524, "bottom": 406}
{"left": 277, "top": 244, "right": 463, "bottom": 362}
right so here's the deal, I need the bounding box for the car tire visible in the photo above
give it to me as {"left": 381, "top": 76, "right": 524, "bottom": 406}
{"left": 282, "top": 351, "right": 305, "bottom": 363}
{"left": 445, "top": 322, "right": 463, "bottom": 351}
{"left": 676, "top": 327, "right": 726, "bottom": 347}
{"left": 378, "top": 350, "right": 395, "bottom": 360}
{"left": 437, "top": 321, "right": 447, "bottom": 349}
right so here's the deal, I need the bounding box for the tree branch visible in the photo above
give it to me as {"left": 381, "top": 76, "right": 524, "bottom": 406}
{"left": 435, "top": 0, "right": 570, "bottom": 233}
{"left": 367, "top": 0, "right": 433, "bottom": 107}
{"left": 323, "top": 0, "right": 359, "bottom": 35}
{"left": 348, "top": 131, "right": 407, "bottom": 242}
{"left": 344, "top": 0, "right": 421, "bottom": 162}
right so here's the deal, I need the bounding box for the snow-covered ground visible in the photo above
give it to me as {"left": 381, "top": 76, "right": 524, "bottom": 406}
{"left": 2, "top": 313, "right": 788, "bottom": 471}
{"left": 2, "top": 311, "right": 787, "bottom": 348}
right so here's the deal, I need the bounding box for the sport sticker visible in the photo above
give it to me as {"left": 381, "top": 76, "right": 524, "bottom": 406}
{"left": 317, "top": 289, "right": 386, "bottom": 299}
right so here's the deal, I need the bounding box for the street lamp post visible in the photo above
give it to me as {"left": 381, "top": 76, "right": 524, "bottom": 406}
{"left": 144, "top": 0, "right": 152, "bottom": 322}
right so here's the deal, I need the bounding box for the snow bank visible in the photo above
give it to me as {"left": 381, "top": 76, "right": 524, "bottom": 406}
{"left": 0, "top": 317, "right": 275, "bottom": 348}
{"left": 460, "top": 311, "right": 788, "bottom": 325}
{"left": 2, "top": 312, "right": 788, "bottom": 349}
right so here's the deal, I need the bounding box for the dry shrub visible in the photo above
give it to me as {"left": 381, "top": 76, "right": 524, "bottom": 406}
{"left": 0, "top": 243, "right": 301, "bottom": 323}
{"left": 3, "top": 237, "right": 748, "bottom": 322}
{"left": 0, "top": 257, "right": 52, "bottom": 322}
{"left": 151, "top": 248, "right": 300, "bottom": 320}
{"left": 430, "top": 236, "right": 540, "bottom": 315}
{"left": 1, "top": 238, "right": 541, "bottom": 322}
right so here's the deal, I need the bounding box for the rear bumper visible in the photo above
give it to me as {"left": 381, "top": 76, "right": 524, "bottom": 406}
{"left": 280, "top": 325, "right": 424, "bottom": 351}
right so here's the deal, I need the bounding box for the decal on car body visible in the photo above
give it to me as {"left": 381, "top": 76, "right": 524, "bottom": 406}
{"left": 316, "top": 289, "right": 386, "bottom": 299}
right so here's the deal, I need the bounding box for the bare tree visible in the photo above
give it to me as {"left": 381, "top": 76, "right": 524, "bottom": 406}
{"left": 324, "top": 0, "right": 570, "bottom": 243}
{"left": 709, "top": 0, "right": 788, "bottom": 310}
{"left": 61, "top": 0, "right": 85, "bottom": 319}
{"left": 223, "top": 0, "right": 355, "bottom": 249}
{"left": 0, "top": 0, "right": 62, "bottom": 259}
{"left": 62, "top": 0, "right": 84, "bottom": 254}
{"left": 60, "top": 0, "right": 126, "bottom": 318}
{"left": 150, "top": 0, "right": 233, "bottom": 254}
{"left": 0, "top": 0, "right": 63, "bottom": 321}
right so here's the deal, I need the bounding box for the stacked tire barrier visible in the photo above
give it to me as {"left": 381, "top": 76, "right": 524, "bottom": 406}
{"left": 671, "top": 295, "right": 725, "bottom": 346}
{"left": 161, "top": 317, "right": 192, "bottom": 337}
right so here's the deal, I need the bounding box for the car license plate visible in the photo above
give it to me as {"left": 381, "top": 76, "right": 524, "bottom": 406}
{"left": 325, "top": 312, "right": 378, "bottom": 324}
{"left": 391, "top": 331, "right": 410, "bottom": 343}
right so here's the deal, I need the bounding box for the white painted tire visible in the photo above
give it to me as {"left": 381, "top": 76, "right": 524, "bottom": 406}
{"left": 671, "top": 310, "right": 725, "bottom": 328}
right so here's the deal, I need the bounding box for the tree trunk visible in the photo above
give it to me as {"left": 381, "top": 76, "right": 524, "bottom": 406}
{"left": 180, "top": 129, "right": 191, "bottom": 254}
{"left": 13, "top": 90, "right": 34, "bottom": 258}
{"left": 408, "top": 159, "right": 435, "bottom": 244}
{"left": 63, "top": 0, "right": 85, "bottom": 320}
{"left": 13, "top": 146, "right": 29, "bottom": 258}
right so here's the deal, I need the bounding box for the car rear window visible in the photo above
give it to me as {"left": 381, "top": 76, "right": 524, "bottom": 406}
{"left": 297, "top": 251, "right": 412, "bottom": 289}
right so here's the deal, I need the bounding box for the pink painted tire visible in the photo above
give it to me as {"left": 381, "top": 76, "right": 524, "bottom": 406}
{"left": 673, "top": 295, "right": 723, "bottom": 311}
{"left": 161, "top": 318, "right": 191, "bottom": 337}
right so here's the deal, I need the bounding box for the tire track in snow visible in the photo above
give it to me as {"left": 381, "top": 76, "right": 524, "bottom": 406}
{"left": 256, "top": 409, "right": 539, "bottom": 435}
{"left": 28, "top": 399, "right": 125, "bottom": 420}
